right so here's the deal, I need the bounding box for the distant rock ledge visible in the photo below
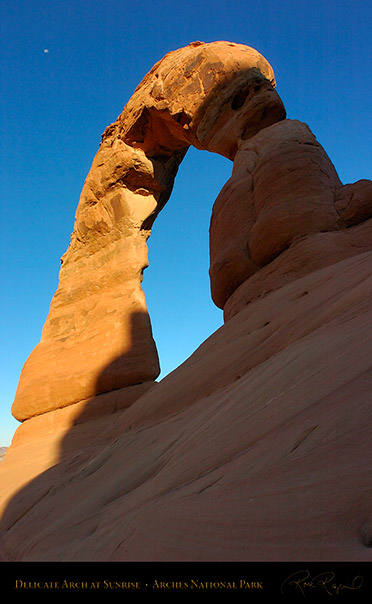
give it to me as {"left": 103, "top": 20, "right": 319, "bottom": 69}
{"left": 0, "top": 448, "right": 7, "bottom": 464}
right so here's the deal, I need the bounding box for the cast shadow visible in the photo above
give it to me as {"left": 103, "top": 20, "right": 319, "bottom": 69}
{"left": 0, "top": 309, "right": 158, "bottom": 560}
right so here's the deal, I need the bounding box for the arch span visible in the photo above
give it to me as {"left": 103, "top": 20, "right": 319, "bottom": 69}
{"left": 12, "top": 41, "right": 285, "bottom": 420}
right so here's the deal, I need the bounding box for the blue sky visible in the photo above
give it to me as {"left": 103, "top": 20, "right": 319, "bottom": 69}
{"left": 1, "top": 0, "right": 371, "bottom": 445}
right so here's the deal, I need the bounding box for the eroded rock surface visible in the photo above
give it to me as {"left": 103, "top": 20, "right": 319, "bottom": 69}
{"left": 210, "top": 119, "right": 372, "bottom": 316}
{"left": 1, "top": 252, "right": 372, "bottom": 561}
{"left": 2, "top": 41, "right": 372, "bottom": 562}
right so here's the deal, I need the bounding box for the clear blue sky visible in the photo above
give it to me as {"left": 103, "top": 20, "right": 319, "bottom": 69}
{"left": 1, "top": 0, "right": 371, "bottom": 445}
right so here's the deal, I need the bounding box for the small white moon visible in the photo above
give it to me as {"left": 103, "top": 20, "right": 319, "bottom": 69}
{"left": 44, "top": 49, "right": 49, "bottom": 53}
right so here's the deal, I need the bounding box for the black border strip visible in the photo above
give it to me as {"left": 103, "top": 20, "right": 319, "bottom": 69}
{"left": 2, "top": 561, "right": 371, "bottom": 600}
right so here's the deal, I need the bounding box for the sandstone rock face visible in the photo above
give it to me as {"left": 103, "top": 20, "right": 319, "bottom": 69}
{"left": 12, "top": 40, "right": 285, "bottom": 422}
{"left": 2, "top": 41, "right": 372, "bottom": 562}
{"left": 210, "top": 121, "right": 372, "bottom": 316}
{"left": 1, "top": 252, "right": 372, "bottom": 561}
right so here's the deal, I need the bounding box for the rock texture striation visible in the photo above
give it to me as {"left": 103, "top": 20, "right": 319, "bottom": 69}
{"left": 1, "top": 41, "right": 372, "bottom": 561}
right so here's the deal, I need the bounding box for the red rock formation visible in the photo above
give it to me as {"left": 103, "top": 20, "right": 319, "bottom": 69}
{"left": 210, "top": 120, "right": 372, "bottom": 316}
{"left": 1, "top": 41, "right": 372, "bottom": 562}
{"left": 12, "top": 40, "right": 285, "bottom": 422}
{"left": 1, "top": 251, "right": 372, "bottom": 561}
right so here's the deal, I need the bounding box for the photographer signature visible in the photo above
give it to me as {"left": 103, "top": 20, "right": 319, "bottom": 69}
{"left": 281, "top": 569, "right": 363, "bottom": 597}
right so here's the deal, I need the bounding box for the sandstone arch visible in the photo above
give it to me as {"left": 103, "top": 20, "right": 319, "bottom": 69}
{"left": 11, "top": 41, "right": 372, "bottom": 422}
{"left": 3, "top": 41, "right": 372, "bottom": 563}
{"left": 12, "top": 41, "right": 285, "bottom": 421}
